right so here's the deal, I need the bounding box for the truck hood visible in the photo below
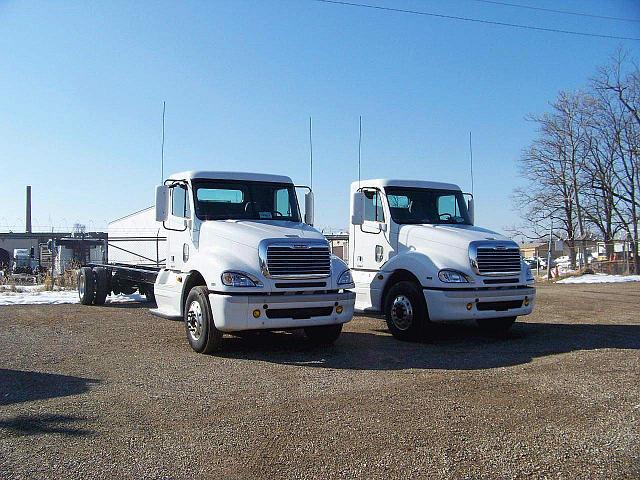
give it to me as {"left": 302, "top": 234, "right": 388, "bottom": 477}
{"left": 399, "top": 224, "right": 511, "bottom": 252}
{"left": 198, "top": 220, "right": 326, "bottom": 249}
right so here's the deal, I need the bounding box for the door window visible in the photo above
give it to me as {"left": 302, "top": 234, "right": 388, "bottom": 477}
{"left": 171, "top": 185, "right": 190, "bottom": 218}
{"left": 363, "top": 190, "right": 385, "bottom": 222}
{"left": 437, "top": 194, "right": 459, "bottom": 219}
{"left": 275, "top": 188, "right": 292, "bottom": 217}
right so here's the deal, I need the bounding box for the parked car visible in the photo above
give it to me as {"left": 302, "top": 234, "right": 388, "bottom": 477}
{"left": 525, "top": 257, "right": 547, "bottom": 269}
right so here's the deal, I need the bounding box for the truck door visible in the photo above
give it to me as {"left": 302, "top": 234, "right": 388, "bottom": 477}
{"left": 351, "top": 188, "right": 394, "bottom": 310}
{"left": 166, "top": 183, "right": 192, "bottom": 271}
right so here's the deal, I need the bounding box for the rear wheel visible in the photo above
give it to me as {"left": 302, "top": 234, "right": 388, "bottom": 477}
{"left": 77, "top": 267, "right": 96, "bottom": 305}
{"left": 119, "top": 284, "right": 136, "bottom": 295}
{"left": 184, "top": 286, "right": 223, "bottom": 354}
{"left": 476, "top": 316, "right": 516, "bottom": 333}
{"left": 93, "top": 267, "right": 109, "bottom": 305}
{"left": 145, "top": 289, "right": 156, "bottom": 304}
{"left": 304, "top": 324, "right": 342, "bottom": 345}
{"left": 384, "top": 281, "right": 428, "bottom": 341}
{"left": 140, "top": 285, "right": 156, "bottom": 304}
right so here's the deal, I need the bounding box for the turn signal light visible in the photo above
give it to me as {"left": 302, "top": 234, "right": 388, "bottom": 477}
{"left": 336, "top": 305, "right": 344, "bottom": 314}
{"left": 252, "top": 309, "right": 261, "bottom": 318}
{"left": 466, "top": 303, "right": 473, "bottom": 311}
{"left": 524, "top": 297, "right": 530, "bottom": 307}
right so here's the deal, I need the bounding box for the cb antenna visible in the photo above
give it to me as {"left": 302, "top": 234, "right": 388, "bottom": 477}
{"left": 161, "top": 101, "right": 166, "bottom": 183}
{"left": 469, "top": 131, "right": 474, "bottom": 195}
{"left": 309, "top": 116, "right": 313, "bottom": 189}
{"left": 358, "top": 115, "right": 362, "bottom": 188}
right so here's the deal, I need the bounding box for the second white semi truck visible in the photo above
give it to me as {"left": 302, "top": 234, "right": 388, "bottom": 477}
{"left": 349, "top": 179, "right": 535, "bottom": 340}
{"left": 77, "top": 171, "right": 356, "bottom": 353}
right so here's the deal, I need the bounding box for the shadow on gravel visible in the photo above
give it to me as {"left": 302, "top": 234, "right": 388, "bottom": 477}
{"left": 218, "top": 322, "right": 640, "bottom": 370}
{"left": 0, "top": 369, "right": 99, "bottom": 406}
{"left": 101, "top": 302, "right": 154, "bottom": 309}
{"left": 0, "top": 414, "right": 93, "bottom": 437}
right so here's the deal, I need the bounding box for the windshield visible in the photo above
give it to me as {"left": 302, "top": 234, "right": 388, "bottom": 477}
{"left": 384, "top": 187, "right": 471, "bottom": 225}
{"left": 192, "top": 180, "right": 301, "bottom": 222}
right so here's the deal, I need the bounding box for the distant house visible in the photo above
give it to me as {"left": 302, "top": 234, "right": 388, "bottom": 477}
{"left": 520, "top": 242, "right": 547, "bottom": 259}
{"left": 325, "top": 234, "right": 349, "bottom": 261}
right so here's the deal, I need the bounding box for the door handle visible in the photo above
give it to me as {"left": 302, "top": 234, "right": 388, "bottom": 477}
{"left": 375, "top": 245, "right": 384, "bottom": 262}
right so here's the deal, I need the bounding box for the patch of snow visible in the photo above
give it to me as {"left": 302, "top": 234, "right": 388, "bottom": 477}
{"left": 557, "top": 274, "right": 640, "bottom": 284}
{"left": 0, "top": 290, "right": 147, "bottom": 306}
{"left": 0, "top": 284, "right": 45, "bottom": 293}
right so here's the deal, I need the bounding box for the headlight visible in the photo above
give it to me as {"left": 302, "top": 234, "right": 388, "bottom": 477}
{"left": 221, "top": 271, "right": 263, "bottom": 287}
{"left": 438, "top": 269, "right": 470, "bottom": 283}
{"left": 337, "top": 269, "right": 353, "bottom": 285}
{"left": 524, "top": 264, "right": 535, "bottom": 282}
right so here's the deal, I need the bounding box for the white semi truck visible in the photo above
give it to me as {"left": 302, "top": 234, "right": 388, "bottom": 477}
{"left": 349, "top": 179, "right": 535, "bottom": 340}
{"left": 77, "top": 171, "right": 356, "bottom": 353}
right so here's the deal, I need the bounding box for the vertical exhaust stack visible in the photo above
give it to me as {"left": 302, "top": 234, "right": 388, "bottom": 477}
{"left": 26, "top": 185, "right": 32, "bottom": 233}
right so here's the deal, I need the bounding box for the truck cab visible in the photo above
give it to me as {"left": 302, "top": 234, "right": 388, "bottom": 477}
{"left": 152, "top": 171, "right": 355, "bottom": 352}
{"left": 348, "top": 179, "right": 535, "bottom": 340}
{"left": 12, "top": 248, "right": 36, "bottom": 274}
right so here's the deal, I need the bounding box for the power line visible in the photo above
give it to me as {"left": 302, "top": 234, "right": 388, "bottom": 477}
{"left": 462, "top": 0, "right": 640, "bottom": 24}
{"left": 310, "top": 0, "right": 640, "bottom": 42}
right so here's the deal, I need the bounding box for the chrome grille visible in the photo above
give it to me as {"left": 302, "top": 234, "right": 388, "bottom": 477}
{"left": 470, "top": 242, "right": 522, "bottom": 276}
{"left": 265, "top": 243, "right": 331, "bottom": 278}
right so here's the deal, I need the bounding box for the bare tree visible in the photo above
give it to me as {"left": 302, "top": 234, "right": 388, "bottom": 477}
{"left": 513, "top": 91, "right": 589, "bottom": 268}
{"left": 514, "top": 50, "right": 640, "bottom": 273}
{"left": 592, "top": 50, "right": 640, "bottom": 273}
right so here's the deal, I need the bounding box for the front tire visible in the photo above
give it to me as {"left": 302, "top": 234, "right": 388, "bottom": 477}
{"left": 184, "top": 286, "right": 223, "bottom": 354}
{"left": 304, "top": 324, "right": 342, "bottom": 345}
{"left": 77, "top": 267, "right": 96, "bottom": 305}
{"left": 384, "top": 281, "right": 428, "bottom": 341}
{"left": 476, "top": 316, "right": 516, "bottom": 333}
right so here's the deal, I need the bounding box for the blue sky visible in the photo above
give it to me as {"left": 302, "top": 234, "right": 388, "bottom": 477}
{"left": 1, "top": 0, "right": 639, "bottom": 234}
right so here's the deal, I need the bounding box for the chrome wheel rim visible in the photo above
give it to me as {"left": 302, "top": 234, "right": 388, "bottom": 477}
{"left": 78, "top": 273, "right": 85, "bottom": 299}
{"left": 186, "top": 301, "right": 203, "bottom": 341}
{"left": 390, "top": 295, "right": 413, "bottom": 331}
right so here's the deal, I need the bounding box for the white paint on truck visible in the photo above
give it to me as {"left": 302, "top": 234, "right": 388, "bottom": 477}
{"left": 349, "top": 179, "right": 535, "bottom": 338}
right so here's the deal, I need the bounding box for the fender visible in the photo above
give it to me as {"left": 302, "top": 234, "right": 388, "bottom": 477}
{"left": 375, "top": 249, "right": 472, "bottom": 311}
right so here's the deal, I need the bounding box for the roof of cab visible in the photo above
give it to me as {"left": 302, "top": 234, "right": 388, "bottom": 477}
{"left": 351, "top": 179, "right": 462, "bottom": 191}
{"left": 168, "top": 171, "right": 294, "bottom": 184}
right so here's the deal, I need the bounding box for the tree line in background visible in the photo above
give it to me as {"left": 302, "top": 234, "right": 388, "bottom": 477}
{"left": 513, "top": 49, "right": 639, "bottom": 273}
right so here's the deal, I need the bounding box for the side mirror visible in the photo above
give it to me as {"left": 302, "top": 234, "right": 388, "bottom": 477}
{"left": 351, "top": 192, "right": 365, "bottom": 226}
{"left": 155, "top": 186, "right": 170, "bottom": 222}
{"left": 304, "top": 191, "right": 314, "bottom": 226}
{"left": 467, "top": 197, "right": 475, "bottom": 225}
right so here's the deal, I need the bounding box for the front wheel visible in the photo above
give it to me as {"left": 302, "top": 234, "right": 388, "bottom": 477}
{"left": 476, "top": 316, "right": 516, "bottom": 333}
{"left": 304, "top": 324, "right": 343, "bottom": 345}
{"left": 384, "top": 281, "right": 428, "bottom": 341}
{"left": 184, "top": 286, "right": 223, "bottom": 354}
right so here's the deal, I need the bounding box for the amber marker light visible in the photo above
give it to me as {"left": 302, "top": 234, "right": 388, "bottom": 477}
{"left": 252, "top": 309, "right": 261, "bottom": 318}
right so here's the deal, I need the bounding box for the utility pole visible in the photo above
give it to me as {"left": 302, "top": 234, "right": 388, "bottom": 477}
{"left": 547, "top": 219, "right": 553, "bottom": 280}
{"left": 50, "top": 228, "right": 55, "bottom": 289}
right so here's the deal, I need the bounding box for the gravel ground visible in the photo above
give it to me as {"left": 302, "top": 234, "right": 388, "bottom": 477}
{"left": 0, "top": 283, "right": 639, "bottom": 479}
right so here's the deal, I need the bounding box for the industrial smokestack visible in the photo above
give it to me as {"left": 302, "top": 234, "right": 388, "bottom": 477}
{"left": 26, "top": 185, "right": 32, "bottom": 233}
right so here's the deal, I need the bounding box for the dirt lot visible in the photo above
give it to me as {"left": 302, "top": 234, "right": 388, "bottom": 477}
{"left": 0, "top": 283, "right": 639, "bottom": 479}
